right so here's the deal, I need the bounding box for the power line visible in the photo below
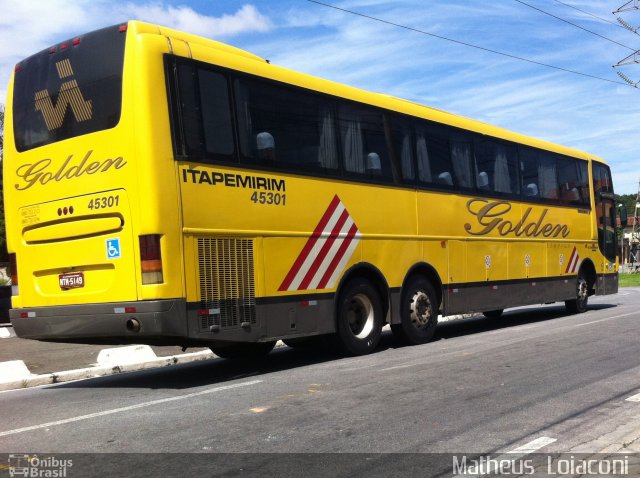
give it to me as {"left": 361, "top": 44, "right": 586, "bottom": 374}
{"left": 551, "top": 0, "right": 624, "bottom": 28}
{"left": 513, "top": 0, "right": 635, "bottom": 51}
{"left": 306, "top": 0, "right": 630, "bottom": 87}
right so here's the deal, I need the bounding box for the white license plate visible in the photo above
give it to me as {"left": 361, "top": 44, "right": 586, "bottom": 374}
{"left": 59, "top": 272, "right": 85, "bottom": 290}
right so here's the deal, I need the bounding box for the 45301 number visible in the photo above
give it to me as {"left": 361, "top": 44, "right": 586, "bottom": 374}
{"left": 88, "top": 195, "right": 120, "bottom": 210}
{"left": 250, "top": 191, "right": 286, "bottom": 206}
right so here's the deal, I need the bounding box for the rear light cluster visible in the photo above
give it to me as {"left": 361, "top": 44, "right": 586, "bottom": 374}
{"left": 139, "top": 235, "right": 164, "bottom": 285}
{"left": 9, "top": 253, "right": 18, "bottom": 296}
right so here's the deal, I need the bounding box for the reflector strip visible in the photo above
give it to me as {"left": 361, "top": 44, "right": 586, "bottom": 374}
{"left": 565, "top": 247, "right": 581, "bottom": 274}
{"left": 279, "top": 195, "right": 361, "bottom": 291}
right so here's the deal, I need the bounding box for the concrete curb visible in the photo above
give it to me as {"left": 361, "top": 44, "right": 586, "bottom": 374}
{"left": 0, "top": 326, "right": 15, "bottom": 338}
{"left": 0, "top": 349, "right": 215, "bottom": 392}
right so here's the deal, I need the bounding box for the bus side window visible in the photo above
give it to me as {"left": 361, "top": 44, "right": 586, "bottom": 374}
{"left": 576, "top": 160, "right": 590, "bottom": 206}
{"left": 176, "top": 63, "right": 203, "bottom": 157}
{"left": 233, "top": 77, "right": 338, "bottom": 173}
{"left": 338, "top": 104, "right": 393, "bottom": 182}
{"left": 388, "top": 116, "right": 416, "bottom": 183}
{"left": 475, "top": 139, "right": 519, "bottom": 195}
{"left": 538, "top": 152, "right": 559, "bottom": 200}
{"left": 450, "top": 133, "right": 474, "bottom": 190}
{"left": 198, "top": 69, "right": 235, "bottom": 158}
{"left": 423, "top": 124, "right": 453, "bottom": 188}
{"left": 519, "top": 147, "right": 540, "bottom": 199}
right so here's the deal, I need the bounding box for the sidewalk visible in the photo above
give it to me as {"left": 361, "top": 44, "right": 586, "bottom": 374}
{"left": 0, "top": 324, "right": 213, "bottom": 391}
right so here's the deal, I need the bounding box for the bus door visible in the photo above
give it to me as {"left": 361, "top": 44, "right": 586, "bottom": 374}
{"left": 592, "top": 162, "right": 617, "bottom": 292}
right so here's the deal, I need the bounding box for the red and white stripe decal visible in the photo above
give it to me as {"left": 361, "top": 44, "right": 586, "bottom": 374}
{"left": 279, "top": 195, "right": 362, "bottom": 291}
{"left": 565, "top": 246, "right": 581, "bottom": 274}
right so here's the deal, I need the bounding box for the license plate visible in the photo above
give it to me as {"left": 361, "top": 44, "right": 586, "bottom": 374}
{"left": 59, "top": 272, "right": 85, "bottom": 290}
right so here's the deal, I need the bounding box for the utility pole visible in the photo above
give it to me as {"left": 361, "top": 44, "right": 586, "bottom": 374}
{"left": 630, "top": 178, "right": 640, "bottom": 269}
{"left": 613, "top": 2, "right": 640, "bottom": 86}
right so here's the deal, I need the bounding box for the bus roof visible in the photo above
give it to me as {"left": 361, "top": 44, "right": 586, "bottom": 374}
{"left": 128, "top": 20, "right": 606, "bottom": 166}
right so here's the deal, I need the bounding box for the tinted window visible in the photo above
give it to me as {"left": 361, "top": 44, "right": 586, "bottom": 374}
{"left": 389, "top": 116, "right": 416, "bottom": 182}
{"left": 235, "top": 77, "right": 338, "bottom": 172}
{"left": 450, "top": 133, "right": 474, "bottom": 189}
{"left": 520, "top": 147, "right": 541, "bottom": 199}
{"left": 337, "top": 103, "right": 391, "bottom": 181}
{"left": 424, "top": 124, "right": 454, "bottom": 187}
{"left": 13, "top": 24, "right": 126, "bottom": 152}
{"left": 556, "top": 157, "right": 587, "bottom": 205}
{"left": 475, "top": 139, "right": 519, "bottom": 195}
{"left": 199, "top": 70, "right": 234, "bottom": 156}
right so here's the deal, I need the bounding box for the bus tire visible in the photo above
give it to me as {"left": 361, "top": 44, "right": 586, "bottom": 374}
{"left": 210, "top": 341, "right": 276, "bottom": 360}
{"left": 565, "top": 272, "right": 589, "bottom": 314}
{"left": 334, "top": 278, "right": 383, "bottom": 356}
{"left": 391, "top": 276, "right": 438, "bottom": 345}
{"left": 482, "top": 309, "right": 504, "bottom": 319}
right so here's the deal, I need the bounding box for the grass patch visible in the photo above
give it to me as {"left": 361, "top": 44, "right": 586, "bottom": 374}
{"left": 619, "top": 273, "right": 640, "bottom": 287}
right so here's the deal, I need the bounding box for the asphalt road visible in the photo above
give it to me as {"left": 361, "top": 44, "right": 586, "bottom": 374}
{"left": 2, "top": 288, "right": 640, "bottom": 476}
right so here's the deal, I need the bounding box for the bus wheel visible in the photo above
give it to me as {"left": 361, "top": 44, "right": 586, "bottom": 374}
{"left": 210, "top": 341, "right": 276, "bottom": 360}
{"left": 391, "top": 277, "right": 438, "bottom": 345}
{"left": 334, "top": 278, "right": 383, "bottom": 356}
{"left": 482, "top": 309, "right": 504, "bottom": 319}
{"left": 565, "top": 272, "right": 589, "bottom": 314}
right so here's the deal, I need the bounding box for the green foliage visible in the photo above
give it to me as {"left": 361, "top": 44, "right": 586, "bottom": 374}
{"left": 619, "top": 272, "right": 640, "bottom": 288}
{"left": 615, "top": 193, "right": 638, "bottom": 219}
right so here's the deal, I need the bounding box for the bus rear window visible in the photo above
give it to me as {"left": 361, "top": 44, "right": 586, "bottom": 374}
{"left": 12, "top": 24, "right": 126, "bottom": 152}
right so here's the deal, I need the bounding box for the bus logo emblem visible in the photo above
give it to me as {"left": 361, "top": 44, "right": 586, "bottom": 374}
{"left": 279, "top": 195, "right": 362, "bottom": 291}
{"left": 106, "top": 238, "right": 121, "bottom": 260}
{"left": 34, "top": 58, "right": 93, "bottom": 131}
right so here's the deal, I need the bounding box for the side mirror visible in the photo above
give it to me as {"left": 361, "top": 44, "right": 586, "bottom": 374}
{"left": 619, "top": 204, "right": 628, "bottom": 227}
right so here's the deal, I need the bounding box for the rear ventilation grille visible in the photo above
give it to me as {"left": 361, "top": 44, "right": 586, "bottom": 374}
{"left": 197, "top": 238, "right": 256, "bottom": 331}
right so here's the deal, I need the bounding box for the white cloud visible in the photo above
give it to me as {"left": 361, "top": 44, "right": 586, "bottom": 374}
{"left": 117, "top": 3, "right": 271, "bottom": 38}
{"left": 0, "top": 2, "right": 270, "bottom": 101}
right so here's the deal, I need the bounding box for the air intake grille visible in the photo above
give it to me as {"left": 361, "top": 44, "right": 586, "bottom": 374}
{"left": 197, "top": 238, "right": 256, "bottom": 331}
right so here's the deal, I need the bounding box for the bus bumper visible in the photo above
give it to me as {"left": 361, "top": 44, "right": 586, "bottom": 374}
{"left": 10, "top": 299, "right": 189, "bottom": 344}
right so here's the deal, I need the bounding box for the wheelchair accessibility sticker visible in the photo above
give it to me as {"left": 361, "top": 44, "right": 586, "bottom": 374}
{"left": 106, "top": 238, "right": 121, "bottom": 260}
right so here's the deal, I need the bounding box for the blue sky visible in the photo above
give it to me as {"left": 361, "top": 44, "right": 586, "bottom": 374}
{"left": 1, "top": 0, "right": 638, "bottom": 194}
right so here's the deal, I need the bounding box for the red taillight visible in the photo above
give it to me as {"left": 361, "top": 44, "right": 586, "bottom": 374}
{"left": 139, "top": 235, "right": 163, "bottom": 284}
{"left": 9, "top": 254, "right": 18, "bottom": 286}
{"left": 59, "top": 42, "right": 68, "bottom": 50}
{"left": 119, "top": 24, "right": 127, "bottom": 33}
{"left": 72, "top": 37, "right": 80, "bottom": 46}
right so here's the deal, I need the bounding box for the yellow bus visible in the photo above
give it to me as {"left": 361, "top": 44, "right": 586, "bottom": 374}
{"left": 4, "top": 21, "right": 621, "bottom": 357}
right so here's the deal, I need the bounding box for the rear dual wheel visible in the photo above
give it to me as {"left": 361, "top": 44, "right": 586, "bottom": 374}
{"left": 391, "top": 277, "right": 438, "bottom": 345}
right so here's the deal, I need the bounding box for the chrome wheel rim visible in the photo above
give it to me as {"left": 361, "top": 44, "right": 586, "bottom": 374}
{"left": 409, "top": 290, "right": 432, "bottom": 329}
{"left": 347, "top": 293, "right": 375, "bottom": 339}
{"left": 577, "top": 277, "right": 588, "bottom": 304}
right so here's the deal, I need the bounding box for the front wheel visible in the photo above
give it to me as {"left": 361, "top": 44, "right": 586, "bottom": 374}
{"left": 334, "top": 278, "right": 384, "bottom": 356}
{"left": 391, "top": 277, "right": 438, "bottom": 345}
{"left": 210, "top": 341, "right": 276, "bottom": 360}
{"left": 565, "top": 272, "right": 589, "bottom": 313}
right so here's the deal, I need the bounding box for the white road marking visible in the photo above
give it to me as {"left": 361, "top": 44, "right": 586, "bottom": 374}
{"left": 573, "top": 311, "right": 637, "bottom": 328}
{"left": 506, "top": 436, "right": 557, "bottom": 454}
{"left": 625, "top": 392, "right": 640, "bottom": 402}
{"left": 467, "top": 437, "right": 557, "bottom": 475}
{"left": 0, "top": 379, "right": 262, "bottom": 437}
